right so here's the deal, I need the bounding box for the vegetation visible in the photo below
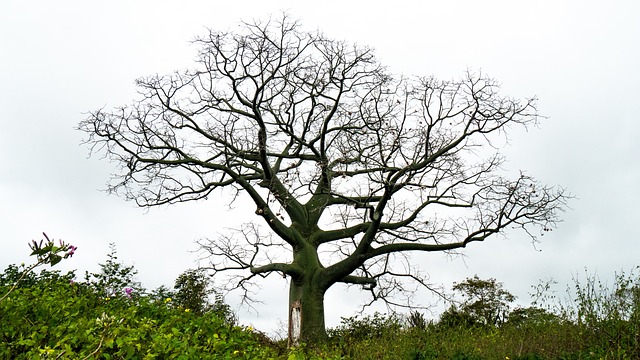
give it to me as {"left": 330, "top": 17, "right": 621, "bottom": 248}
{"left": 2, "top": 235, "right": 639, "bottom": 358}
{"left": 78, "top": 14, "right": 569, "bottom": 342}
{"left": 309, "top": 269, "right": 640, "bottom": 359}
{"left": 0, "top": 238, "right": 271, "bottom": 359}
{"left": 440, "top": 276, "right": 516, "bottom": 328}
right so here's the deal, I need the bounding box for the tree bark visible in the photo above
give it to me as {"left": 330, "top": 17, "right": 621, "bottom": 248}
{"left": 288, "top": 273, "right": 327, "bottom": 345}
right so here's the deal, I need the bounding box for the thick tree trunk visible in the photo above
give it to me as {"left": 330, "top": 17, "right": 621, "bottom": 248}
{"left": 288, "top": 276, "right": 327, "bottom": 346}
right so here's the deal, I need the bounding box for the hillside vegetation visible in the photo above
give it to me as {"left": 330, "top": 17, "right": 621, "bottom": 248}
{"left": 2, "top": 238, "right": 638, "bottom": 359}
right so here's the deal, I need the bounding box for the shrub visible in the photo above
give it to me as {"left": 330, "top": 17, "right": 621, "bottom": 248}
{"left": 0, "top": 267, "right": 274, "bottom": 359}
{"left": 328, "top": 312, "right": 403, "bottom": 342}
{"left": 407, "top": 310, "right": 429, "bottom": 330}
{"left": 0, "top": 242, "right": 271, "bottom": 359}
{"left": 451, "top": 275, "right": 516, "bottom": 327}
{"left": 84, "top": 243, "right": 144, "bottom": 298}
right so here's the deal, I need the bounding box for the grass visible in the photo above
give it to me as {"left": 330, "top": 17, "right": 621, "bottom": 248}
{"left": 289, "top": 317, "right": 634, "bottom": 359}
{"left": 287, "top": 269, "right": 640, "bottom": 359}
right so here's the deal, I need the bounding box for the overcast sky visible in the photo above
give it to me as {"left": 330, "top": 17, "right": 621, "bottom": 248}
{"left": 1, "top": 0, "right": 638, "bottom": 336}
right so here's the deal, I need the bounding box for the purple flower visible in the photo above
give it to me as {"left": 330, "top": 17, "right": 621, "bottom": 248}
{"left": 124, "top": 287, "right": 133, "bottom": 298}
{"left": 66, "top": 245, "right": 77, "bottom": 257}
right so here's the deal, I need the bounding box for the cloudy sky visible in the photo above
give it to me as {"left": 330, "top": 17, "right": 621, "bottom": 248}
{"left": 2, "top": 0, "right": 638, "bottom": 336}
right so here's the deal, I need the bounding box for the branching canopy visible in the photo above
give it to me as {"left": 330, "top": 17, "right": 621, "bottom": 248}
{"left": 80, "top": 16, "right": 568, "bottom": 309}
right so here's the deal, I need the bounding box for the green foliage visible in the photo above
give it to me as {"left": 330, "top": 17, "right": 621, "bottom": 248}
{"left": 439, "top": 305, "right": 479, "bottom": 328}
{"left": 1, "top": 233, "right": 76, "bottom": 303}
{"left": 0, "top": 263, "right": 37, "bottom": 287}
{"left": 314, "top": 271, "right": 640, "bottom": 359}
{"left": 328, "top": 312, "right": 403, "bottom": 341}
{"left": 210, "top": 291, "right": 238, "bottom": 325}
{"left": 449, "top": 275, "right": 516, "bottom": 327}
{"left": 169, "top": 268, "right": 237, "bottom": 324}
{"left": 173, "top": 268, "right": 210, "bottom": 314}
{"left": 563, "top": 268, "right": 640, "bottom": 358}
{"left": 0, "top": 265, "right": 274, "bottom": 359}
{"left": 148, "top": 284, "right": 174, "bottom": 303}
{"left": 4, "top": 238, "right": 640, "bottom": 359}
{"left": 27, "top": 233, "right": 77, "bottom": 266}
{"left": 406, "top": 310, "right": 429, "bottom": 330}
{"left": 506, "top": 306, "right": 561, "bottom": 327}
{"left": 84, "top": 243, "right": 144, "bottom": 298}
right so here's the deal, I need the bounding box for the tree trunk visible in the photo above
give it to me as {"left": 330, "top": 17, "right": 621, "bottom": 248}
{"left": 288, "top": 276, "right": 327, "bottom": 346}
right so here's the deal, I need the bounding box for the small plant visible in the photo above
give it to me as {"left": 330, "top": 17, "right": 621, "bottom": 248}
{"left": 407, "top": 310, "right": 429, "bottom": 330}
{"left": 566, "top": 268, "right": 640, "bottom": 357}
{"left": 0, "top": 232, "right": 75, "bottom": 302}
{"left": 84, "top": 243, "right": 143, "bottom": 298}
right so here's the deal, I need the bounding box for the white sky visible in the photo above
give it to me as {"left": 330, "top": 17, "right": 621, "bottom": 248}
{"left": 1, "top": 0, "right": 639, "bottom": 336}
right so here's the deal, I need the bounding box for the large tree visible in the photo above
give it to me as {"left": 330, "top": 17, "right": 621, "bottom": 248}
{"left": 80, "top": 16, "right": 568, "bottom": 343}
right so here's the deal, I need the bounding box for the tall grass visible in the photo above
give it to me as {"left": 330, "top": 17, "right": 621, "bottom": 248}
{"left": 296, "top": 268, "right": 640, "bottom": 359}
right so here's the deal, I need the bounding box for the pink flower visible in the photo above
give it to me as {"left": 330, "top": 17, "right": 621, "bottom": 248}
{"left": 124, "top": 287, "right": 133, "bottom": 298}
{"left": 66, "top": 245, "right": 77, "bottom": 257}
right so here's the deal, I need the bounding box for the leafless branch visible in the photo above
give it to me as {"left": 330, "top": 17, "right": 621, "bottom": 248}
{"left": 80, "top": 15, "right": 570, "bottom": 320}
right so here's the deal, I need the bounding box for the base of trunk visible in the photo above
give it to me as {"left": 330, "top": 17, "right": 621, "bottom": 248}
{"left": 288, "top": 279, "right": 327, "bottom": 346}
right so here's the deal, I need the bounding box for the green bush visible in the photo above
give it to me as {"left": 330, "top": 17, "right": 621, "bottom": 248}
{"left": 0, "top": 240, "right": 277, "bottom": 360}
{"left": 0, "top": 267, "right": 276, "bottom": 359}
{"left": 329, "top": 312, "right": 403, "bottom": 341}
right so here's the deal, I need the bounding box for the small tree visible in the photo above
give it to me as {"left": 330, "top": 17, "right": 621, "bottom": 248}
{"left": 80, "top": 15, "right": 569, "bottom": 342}
{"left": 173, "top": 269, "right": 210, "bottom": 314}
{"left": 447, "top": 275, "right": 516, "bottom": 327}
{"left": 85, "top": 243, "right": 143, "bottom": 298}
{"left": 406, "top": 310, "right": 428, "bottom": 330}
{"left": 151, "top": 269, "right": 236, "bottom": 323}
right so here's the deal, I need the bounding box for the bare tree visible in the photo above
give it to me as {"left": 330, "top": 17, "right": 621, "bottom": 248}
{"left": 79, "top": 15, "right": 569, "bottom": 343}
